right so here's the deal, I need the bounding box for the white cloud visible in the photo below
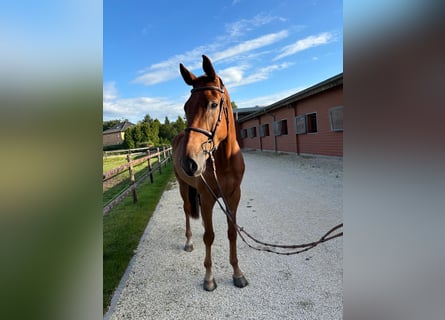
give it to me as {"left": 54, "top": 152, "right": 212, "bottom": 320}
{"left": 219, "top": 65, "right": 248, "bottom": 83}
{"left": 133, "top": 68, "right": 178, "bottom": 86}
{"left": 274, "top": 32, "right": 334, "bottom": 60}
{"left": 103, "top": 82, "right": 184, "bottom": 122}
{"left": 213, "top": 30, "right": 288, "bottom": 62}
{"left": 103, "top": 81, "right": 118, "bottom": 102}
{"left": 132, "top": 44, "right": 221, "bottom": 85}
{"left": 226, "top": 62, "right": 293, "bottom": 88}
{"left": 133, "top": 30, "right": 289, "bottom": 86}
{"left": 237, "top": 86, "right": 307, "bottom": 108}
{"left": 225, "top": 13, "right": 286, "bottom": 38}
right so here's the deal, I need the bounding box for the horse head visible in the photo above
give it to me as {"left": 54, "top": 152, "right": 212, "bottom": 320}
{"left": 179, "top": 55, "right": 230, "bottom": 177}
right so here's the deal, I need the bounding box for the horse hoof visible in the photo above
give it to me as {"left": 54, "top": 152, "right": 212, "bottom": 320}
{"left": 233, "top": 275, "right": 248, "bottom": 288}
{"left": 184, "top": 244, "right": 194, "bottom": 252}
{"left": 203, "top": 279, "right": 217, "bottom": 291}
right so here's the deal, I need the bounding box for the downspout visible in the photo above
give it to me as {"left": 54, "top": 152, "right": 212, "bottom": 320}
{"left": 271, "top": 113, "right": 277, "bottom": 153}
{"left": 294, "top": 104, "right": 300, "bottom": 155}
{"left": 258, "top": 117, "right": 263, "bottom": 151}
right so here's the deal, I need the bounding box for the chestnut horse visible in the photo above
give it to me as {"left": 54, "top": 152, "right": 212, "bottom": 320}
{"left": 172, "top": 55, "right": 248, "bottom": 291}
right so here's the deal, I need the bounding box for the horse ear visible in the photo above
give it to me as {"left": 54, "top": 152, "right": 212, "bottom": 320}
{"left": 180, "top": 63, "right": 196, "bottom": 86}
{"left": 202, "top": 55, "right": 216, "bottom": 80}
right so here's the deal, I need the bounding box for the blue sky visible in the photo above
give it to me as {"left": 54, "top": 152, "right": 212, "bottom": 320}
{"left": 104, "top": 0, "right": 343, "bottom": 123}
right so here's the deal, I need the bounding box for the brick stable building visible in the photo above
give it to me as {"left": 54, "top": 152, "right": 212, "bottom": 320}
{"left": 236, "top": 73, "right": 343, "bottom": 157}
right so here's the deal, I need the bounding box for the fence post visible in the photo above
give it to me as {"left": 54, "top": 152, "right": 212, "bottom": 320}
{"left": 127, "top": 154, "right": 138, "bottom": 203}
{"left": 162, "top": 146, "right": 166, "bottom": 167}
{"left": 147, "top": 149, "right": 154, "bottom": 183}
{"left": 157, "top": 147, "right": 162, "bottom": 174}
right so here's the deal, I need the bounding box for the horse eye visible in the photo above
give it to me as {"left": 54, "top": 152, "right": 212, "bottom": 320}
{"left": 210, "top": 102, "right": 218, "bottom": 109}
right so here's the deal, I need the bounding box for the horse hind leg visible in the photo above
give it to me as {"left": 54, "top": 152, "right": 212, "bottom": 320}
{"left": 188, "top": 186, "right": 200, "bottom": 219}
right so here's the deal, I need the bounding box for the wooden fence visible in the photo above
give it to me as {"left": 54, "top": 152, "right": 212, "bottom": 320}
{"left": 103, "top": 146, "right": 173, "bottom": 215}
{"left": 103, "top": 146, "right": 155, "bottom": 158}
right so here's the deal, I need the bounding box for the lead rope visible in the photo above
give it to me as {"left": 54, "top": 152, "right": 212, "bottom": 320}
{"left": 200, "top": 152, "right": 343, "bottom": 255}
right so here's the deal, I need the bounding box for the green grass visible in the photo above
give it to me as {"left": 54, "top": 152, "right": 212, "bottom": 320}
{"left": 103, "top": 154, "right": 141, "bottom": 171}
{"left": 103, "top": 161, "right": 175, "bottom": 314}
{"left": 103, "top": 155, "right": 128, "bottom": 172}
{"left": 103, "top": 156, "right": 159, "bottom": 206}
{"left": 102, "top": 153, "right": 148, "bottom": 172}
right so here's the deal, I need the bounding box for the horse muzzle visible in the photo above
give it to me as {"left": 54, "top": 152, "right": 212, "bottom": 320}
{"left": 180, "top": 155, "right": 205, "bottom": 177}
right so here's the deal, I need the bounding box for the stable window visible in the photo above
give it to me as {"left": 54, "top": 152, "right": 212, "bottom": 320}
{"left": 248, "top": 126, "right": 257, "bottom": 138}
{"left": 295, "top": 115, "right": 306, "bottom": 134}
{"left": 240, "top": 129, "right": 247, "bottom": 139}
{"left": 273, "top": 119, "right": 288, "bottom": 136}
{"left": 295, "top": 113, "right": 317, "bottom": 134}
{"left": 329, "top": 106, "right": 344, "bottom": 131}
{"left": 259, "top": 124, "right": 269, "bottom": 137}
{"left": 307, "top": 113, "right": 317, "bottom": 133}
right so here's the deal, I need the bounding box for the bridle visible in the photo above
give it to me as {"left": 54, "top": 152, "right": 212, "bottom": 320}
{"left": 184, "top": 81, "right": 227, "bottom": 154}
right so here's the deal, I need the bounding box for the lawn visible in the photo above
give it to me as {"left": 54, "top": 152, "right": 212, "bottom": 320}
{"left": 103, "top": 161, "right": 175, "bottom": 314}
{"left": 103, "top": 152, "right": 154, "bottom": 172}
{"left": 103, "top": 154, "right": 160, "bottom": 207}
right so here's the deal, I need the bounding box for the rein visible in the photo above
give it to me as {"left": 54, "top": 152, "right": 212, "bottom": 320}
{"left": 200, "top": 152, "right": 343, "bottom": 256}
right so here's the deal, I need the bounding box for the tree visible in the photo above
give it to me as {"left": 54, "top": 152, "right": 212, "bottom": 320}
{"left": 138, "top": 114, "right": 160, "bottom": 146}
{"left": 231, "top": 101, "right": 238, "bottom": 109}
{"left": 123, "top": 127, "right": 135, "bottom": 149}
{"left": 173, "top": 116, "right": 186, "bottom": 134}
{"left": 158, "top": 117, "right": 171, "bottom": 143}
{"left": 132, "top": 125, "right": 143, "bottom": 146}
{"left": 150, "top": 119, "right": 160, "bottom": 145}
{"left": 142, "top": 114, "right": 153, "bottom": 124}
{"left": 140, "top": 122, "right": 150, "bottom": 144}
{"left": 117, "top": 114, "right": 188, "bottom": 148}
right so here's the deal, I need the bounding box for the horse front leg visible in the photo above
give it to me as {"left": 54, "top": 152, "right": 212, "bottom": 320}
{"left": 227, "top": 190, "right": 248, "bottom": 288}
{"left": 184, "top": 212, "right": 193, "bottom": 252}
{"left": 201, "top": 202, "right": 216, "bottom": 291}
{"left": 178, "top": 181, "right": 194, "bottom": 252}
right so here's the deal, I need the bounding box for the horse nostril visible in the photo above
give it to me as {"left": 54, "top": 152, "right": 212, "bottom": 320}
{"left": 181, "top": 157, "right": 198, "bottom": 176}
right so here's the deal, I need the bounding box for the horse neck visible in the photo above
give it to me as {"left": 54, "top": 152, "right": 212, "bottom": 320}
{"left": 217, "top": 104, "right": 240, "bottom": 160}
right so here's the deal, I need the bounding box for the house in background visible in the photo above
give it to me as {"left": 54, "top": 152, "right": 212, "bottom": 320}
{"left": 236, "top": 73, "right": 343, "bottom": 157}
{"left": 103, "top": 120, "right": 135, "bottom": 146}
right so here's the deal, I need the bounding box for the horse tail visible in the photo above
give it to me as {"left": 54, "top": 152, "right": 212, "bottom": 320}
{"left": 188, "top": 186, "right": 200, "bottom": 219}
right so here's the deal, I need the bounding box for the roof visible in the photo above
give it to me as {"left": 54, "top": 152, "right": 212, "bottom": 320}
{"left": 237, "top": 73, "right": 343, "bottom": 123}
{"left": 103, "top": 120, "right": 135, "bottom": 134}
{"left": 234, "top": 106, "right": 265, "bottom": 114}
{"left": 233, "top": 106, "right": 265, "bottom": 120}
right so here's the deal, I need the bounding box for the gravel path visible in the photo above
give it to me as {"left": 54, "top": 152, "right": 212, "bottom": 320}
{"left": 105, "top": 150, "right": 343, "bottom": 320}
